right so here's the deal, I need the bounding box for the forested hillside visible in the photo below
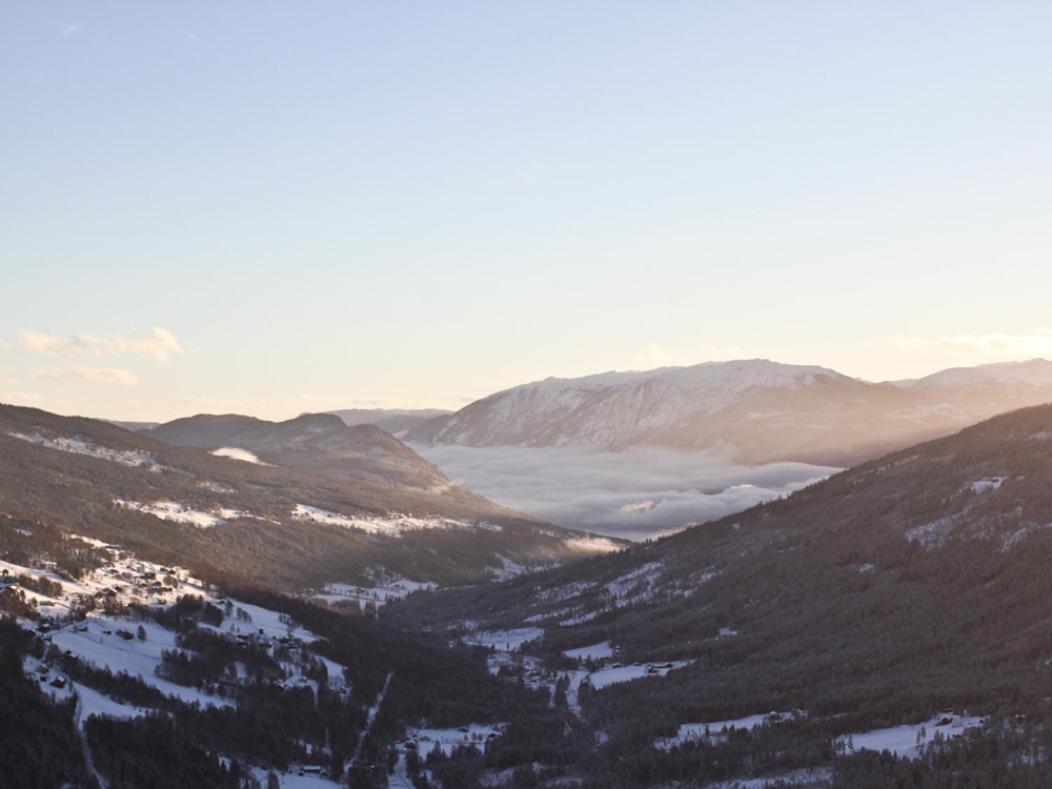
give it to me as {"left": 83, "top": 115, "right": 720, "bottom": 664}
{"left": 390, "top": 403, "right": 1052, "bottom": 785}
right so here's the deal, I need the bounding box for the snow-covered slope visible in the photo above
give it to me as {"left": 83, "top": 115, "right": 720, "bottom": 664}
{"left": 411, "top": 360, "right": 858, "bottom": 449}
{"left": 409, "top": 358, "right": 1052, "bottom": 466}
{"left": 897, "top": 358, "right": 1052, "bottom": 390}
{"left": 894, "top": 359, "right": 1052, "bottom": 421}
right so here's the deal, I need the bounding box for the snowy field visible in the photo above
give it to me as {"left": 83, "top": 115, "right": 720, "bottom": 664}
{"left": 413, "top": 444, "right": 836, "bottom": 540}
{"left": 51, "top": 615, "right": 235, "bottom": 708}
{"left": 587, "top": 661, "right": 690, "bottom": 689}
{"left": 462, "top": 627, "right": 544, "bottom": 651}
{"left": 563, "top": 641, "right": 613, "bottom": 661}
{"left": 114, "top": 498, "right": 227, "bottom": 528}
{"left": 292, "top": 503, "right": 474, "bottom": 537}
{"left": 407, "top": 723, "right": 507, "bottom": 756}
{"left": 312, "top": 578, "right": 437, "bottom": 608}
{"left": 705, "top": 768, "right": 833, "bottom": 788}
{"left": 656, "top": 711, "right": 804, "bottom": 750}
{"left": 836, "top": 713, "right": 984, "bottom": 758}
{"left": 249, "top": 766, "right": 342, "bottom": 788}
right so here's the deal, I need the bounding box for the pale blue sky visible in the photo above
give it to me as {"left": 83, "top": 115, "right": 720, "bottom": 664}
{"left": 3, "top": 2, "right": 1052, "bottom": 420}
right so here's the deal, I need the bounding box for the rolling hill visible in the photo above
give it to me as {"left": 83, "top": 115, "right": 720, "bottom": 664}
{"left": 0, "top": 404, "right": 620, "bottom": 594}
{"left": 141, "top": 412, "right": 458, "bottom": 492}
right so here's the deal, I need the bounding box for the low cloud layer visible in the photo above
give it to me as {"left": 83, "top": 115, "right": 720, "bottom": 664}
{"left": 413, "top": 444, "right": 837, "bottom": 541}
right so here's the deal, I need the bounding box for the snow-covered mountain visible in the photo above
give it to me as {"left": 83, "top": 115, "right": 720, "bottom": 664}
{"left": 893, "top": 358, "right": 1052, "bottom": 419}
{"left": 408, "top": 358, "right": 1052, "bottom": 466}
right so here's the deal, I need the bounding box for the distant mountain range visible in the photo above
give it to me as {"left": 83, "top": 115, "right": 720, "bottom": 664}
{"left": 0, "top": 405, "right": 621, "bottom": 592}
{"left": 109, "top": 408, "right": 449, "bottom": 441}
{"left": 325, "top": 408, "right": 451, "bottom": 435}
{"left": 407, "top": 358, "right": 1052, "bottom": 466}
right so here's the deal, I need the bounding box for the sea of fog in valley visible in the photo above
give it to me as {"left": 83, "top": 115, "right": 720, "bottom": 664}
{"left": 412, "top": 444, "right": 839, "bottom": 541}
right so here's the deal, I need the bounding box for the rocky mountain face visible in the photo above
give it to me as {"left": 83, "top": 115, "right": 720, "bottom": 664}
{"left": 408, "top": 358, "right": 1052, "bottom": 466}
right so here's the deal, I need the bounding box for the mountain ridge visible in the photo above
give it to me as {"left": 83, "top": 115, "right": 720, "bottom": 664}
{"left": 408, "top": 357, "right": 1052, "bottom": 466}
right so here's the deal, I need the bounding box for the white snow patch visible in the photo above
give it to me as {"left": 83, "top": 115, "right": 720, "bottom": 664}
{"left": 462, "top": 628, "right": 543, "bottom": 652}
{"left": 312, "top": 578, "right": 437, "bottom": 608}
{"left": 558, "top": 609, "right": 603, "bottom": 627}
{"left": 969, "top": 477, "right": 1007, "bottom": 494}
{"left": 7, "top": 432, "right": 163, "bottom": 471}
{"left": 656, "top": 711, "right": 803, "bottom": 750}
{"left": 292, "top": 504, "right": 471, "bottom": 537}
{"left": 906, "top": 517, "right": 954, "bottom": 549}
{"left": 114, "top": 499, "right": 226, "bottom": 529}
{"left": 836, "top": 713, "right": 984, "bottom": 759}
{"left": 489, "top": 557, "right": 531, "bottom": 581}
{"left": 248, "top": 767, "right": 342, "bottom": 788}
{"left": 587, "top": 661, "right": 690, "bottom": 689}
{"left": 76, "top": 682, "right": 149, "bottom": 721}
{"left": 605, "top": 561, "right": 663, "bottom": 603}
{"left": 537, "top": 581, "right": 598, "bottom": 603}
{"left": 50, "top": 617, "right": 233, "bottom": 708}
{"left": 198, "top": 480, "right": 235, "bottom": 493}
{"left": 563, "top": 641, "right": 613, "bottom": 661}
{"left": 705, "top": 768, "right": 833, "bottom": 788}
{"left": 408, "top": 723, "right": 507, "bottom": 757}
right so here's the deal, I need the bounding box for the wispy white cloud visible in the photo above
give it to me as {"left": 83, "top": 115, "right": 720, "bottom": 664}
{"left": 20, "top": 327, "right": 183, "bottom": 363}
{"left": 58, "top": 23, "right": 79, "bottom": 38}
{"left": 34, "top": 368, "right": 140, "bottom": 386}
{"left": 893, "top": 329, "right": 1052, "bottom": 357}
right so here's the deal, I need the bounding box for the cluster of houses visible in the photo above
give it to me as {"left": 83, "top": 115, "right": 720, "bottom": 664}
{"left": 395, "top": 727, "right": 502, "bottom": 755}
{"left": 35, "top": 662, "right": 68, "bottom": 689}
